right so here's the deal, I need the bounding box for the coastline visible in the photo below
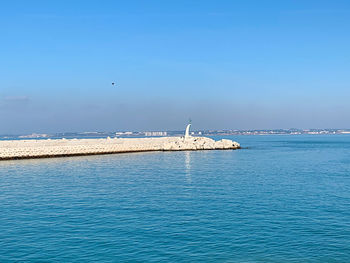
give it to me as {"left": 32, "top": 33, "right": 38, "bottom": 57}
{"left": 0, "top": 136, "right": 240, "bottom": 160}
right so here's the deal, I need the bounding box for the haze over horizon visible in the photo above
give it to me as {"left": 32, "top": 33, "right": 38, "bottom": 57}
{"left": 1, "top": 0, "right": 350, "bottom": 134}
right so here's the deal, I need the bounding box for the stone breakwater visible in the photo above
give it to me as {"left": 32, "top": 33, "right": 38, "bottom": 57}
{"left": 0, "top": 136, "right": 240, "bottom": 160}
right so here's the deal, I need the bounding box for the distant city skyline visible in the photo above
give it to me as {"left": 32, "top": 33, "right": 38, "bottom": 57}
{"left": 1, "top": 0, "right": 350, "bottom": 133}
{"left": 2, "top": 128, "right": 350, "bottom": 139}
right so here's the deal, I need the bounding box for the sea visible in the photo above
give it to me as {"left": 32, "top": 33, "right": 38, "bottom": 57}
{"left": 0, "top": 135, "right": 349, "bottom": 262}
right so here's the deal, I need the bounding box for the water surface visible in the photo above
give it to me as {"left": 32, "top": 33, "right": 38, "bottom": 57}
{"left": 1, "top": 135, "right": 349, "bottom": 262}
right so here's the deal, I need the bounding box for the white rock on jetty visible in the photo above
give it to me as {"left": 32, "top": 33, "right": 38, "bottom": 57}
{"left": 0, "top": 136, "right": 240, "bottom": 160}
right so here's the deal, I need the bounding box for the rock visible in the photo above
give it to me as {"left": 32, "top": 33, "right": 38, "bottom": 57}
{"left": 0, "top": 136, "right": 240, "bottom": 160}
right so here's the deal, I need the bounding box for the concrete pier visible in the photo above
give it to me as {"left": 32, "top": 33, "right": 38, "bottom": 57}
{"left": 0, "top": 136, "right": 240, "bottom": 160}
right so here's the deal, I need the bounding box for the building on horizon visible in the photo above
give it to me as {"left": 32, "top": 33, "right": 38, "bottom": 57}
{"left": 144, "top": 131, "right": 167, "bottom": 137}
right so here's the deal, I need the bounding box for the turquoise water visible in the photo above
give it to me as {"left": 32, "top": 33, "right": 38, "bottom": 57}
{"left": 1, "top": 135, "right": 350, "bottom": 262}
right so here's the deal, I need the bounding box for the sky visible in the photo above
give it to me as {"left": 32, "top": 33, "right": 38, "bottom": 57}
{"left": 1, "top": 0, "right": 350, "bottom": 134}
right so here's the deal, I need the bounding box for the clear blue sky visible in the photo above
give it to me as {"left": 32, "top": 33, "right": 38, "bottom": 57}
{"left": 1, "top": 0, "right": 350, "bottom": 133}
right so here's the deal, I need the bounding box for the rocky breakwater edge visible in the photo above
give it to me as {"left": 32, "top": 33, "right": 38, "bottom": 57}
{"left": 0, "top": 136, "right": 241, "bottom": 160}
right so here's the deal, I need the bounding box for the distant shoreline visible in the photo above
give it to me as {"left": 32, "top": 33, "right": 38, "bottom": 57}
{"left": 1, "top": 129, "right": 349, "bottom": 140}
